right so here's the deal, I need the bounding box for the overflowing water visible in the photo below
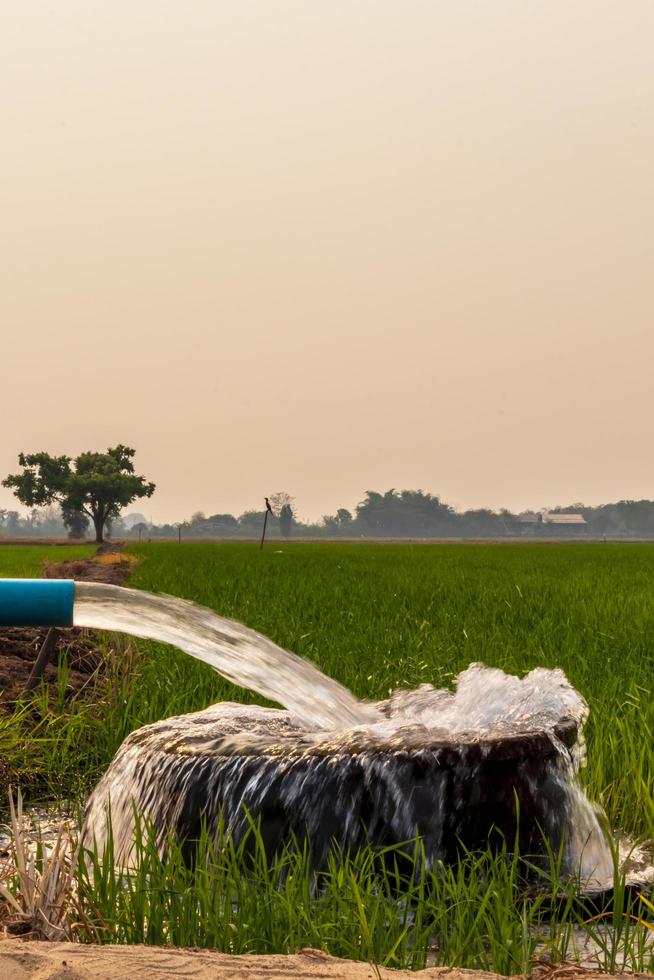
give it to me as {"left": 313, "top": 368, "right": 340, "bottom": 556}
{"left": 76, "top": 582, "right": 614, "bottom": 885}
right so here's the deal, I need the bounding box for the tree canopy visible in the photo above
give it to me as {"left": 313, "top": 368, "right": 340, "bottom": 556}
{"left": 355, "top": 489, "right": 456, "bottom": 537}
{"left": 2, "top": 445, "right": 155, "bottom": 542}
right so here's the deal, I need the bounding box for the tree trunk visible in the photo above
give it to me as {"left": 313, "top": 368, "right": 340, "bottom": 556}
{"left": 93, "top": 513, "right": 105, "bottom": 543}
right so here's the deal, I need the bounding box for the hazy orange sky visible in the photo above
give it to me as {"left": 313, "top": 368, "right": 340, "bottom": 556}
{"left": 2, "top": 1, "right": 653, "bottom": 523}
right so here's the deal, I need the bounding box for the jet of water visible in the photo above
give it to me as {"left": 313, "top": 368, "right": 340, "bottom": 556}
{"left": 74, "top": 582, "right": 378, "bottom": 731}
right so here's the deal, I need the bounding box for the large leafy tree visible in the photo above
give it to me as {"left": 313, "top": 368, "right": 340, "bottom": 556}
{"left": 3, "top": 445, "right": 155, "bottom": 543}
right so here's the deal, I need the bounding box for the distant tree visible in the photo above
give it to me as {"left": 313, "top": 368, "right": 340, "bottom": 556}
{"left": 356, "top": 489, "right": 455, "bottom": 538}
{"left": 459, "top": 508, "right": 504, "bottom": 537}
{"left": 106, "top": 514, "right": 127, "bottom": 538}
{"left": 34, "top": 505, "right": 63, "bottom": 536}
{"left": 123, "top": 512, "right": 148, "bottom": 530}
{"left": 5, "top": 511, "right": 22, "bottom": 535}
{"left": 206, "top": 513, "right": 238, "bottom": 536}
{"left": 207, "top": 513, "right": 238, "bottom": 527}
{"left": 269, "top": 492, "right": 295, "bottom": 539}
{"left": 61, "top": 506, "right": 90, "bottom": 539}
{"left": 24, "top": 509, "right": 40, "bottom": 536}
{"left": 188, "top": 511, "right": 208, "bottom": 536}
{"left": 322, "top": 508, "right": 353, "bottom": 536}
{"left": 238, "top": 510, "right": 268, "bottom": 534}
{"left": 3, "top": 446, "right": 155, "bottom": 543}
{"left": 577, "top": 499, "right": 654, "bottom": 537}
{"left": 279, "top": 503, "right": 294, "bottom": 538}
{"left": 187, "top": 511, "right": 238, "bottom": 537}
{"left": 268, "top": 492, "right": 294, "bottom": 514}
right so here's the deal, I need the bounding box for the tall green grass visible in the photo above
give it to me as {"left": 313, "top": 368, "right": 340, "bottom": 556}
{"left": 2, "top": 637, "right": 143, "bottom": 803}
{"left": 71, "top": 818, "right": 651, "bottom": 972}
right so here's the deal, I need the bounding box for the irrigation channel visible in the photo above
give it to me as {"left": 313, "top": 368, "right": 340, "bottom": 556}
{"left": 73, "top": 582, "right": 619, "bottom": 889}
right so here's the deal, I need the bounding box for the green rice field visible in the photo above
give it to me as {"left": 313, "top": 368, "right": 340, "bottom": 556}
{"left": 1, "top": 541, "right": 653, "bottom": 969}
{"left": 0, "top": 544, "right": 95, "bottom": 578}
{"left": 123, "top": 541, "right": 654, "bottom": 839}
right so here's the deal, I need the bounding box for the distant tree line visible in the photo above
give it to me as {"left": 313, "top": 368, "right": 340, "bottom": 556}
{"left": 5, "top": 489, "right": 654, "bottom": 540}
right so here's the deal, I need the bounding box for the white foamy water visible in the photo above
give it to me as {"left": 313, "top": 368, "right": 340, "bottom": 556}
{"left": 75, "top": 581, "right": 613, "bottom": 883}
{"left": 378, "top": 665, "right": 589, "bottom": 743}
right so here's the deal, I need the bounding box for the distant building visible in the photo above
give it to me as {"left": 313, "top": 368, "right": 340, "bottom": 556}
{"left": 541, "top": 512, "right": 587, "bottom": 535}
{"left": 515, "top": 511, "right": 587, "bottom": 535}
{"left": 541, "top": 513, "right": 586, "bottom": 526}
{"left": 516, "top": 511, "right": 542, "bottom": 526}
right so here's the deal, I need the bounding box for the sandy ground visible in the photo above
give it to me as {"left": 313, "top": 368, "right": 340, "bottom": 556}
{"left": 2, "top": 942, "right": 652, "bottom": 980}
{"left": 0, "top": 942, "right": 503, "bottom": 980}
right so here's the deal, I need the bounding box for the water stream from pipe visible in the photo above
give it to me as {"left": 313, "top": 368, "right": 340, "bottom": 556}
{"left": 74, "top": 582, "right": 376, "bottom": 731}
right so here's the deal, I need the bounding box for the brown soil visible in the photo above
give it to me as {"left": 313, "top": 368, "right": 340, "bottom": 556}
{"left": 0, "top": 544, "right": 135, "bottom": 708}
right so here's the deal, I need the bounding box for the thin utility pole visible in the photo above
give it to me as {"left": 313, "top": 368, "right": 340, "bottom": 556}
{"left": 260, "top": 497, "right": 273, "bottom": 550}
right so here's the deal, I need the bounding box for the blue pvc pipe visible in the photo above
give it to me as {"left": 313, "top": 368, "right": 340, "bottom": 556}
{"left": 0, "top": 579, "right": 75, "bottom": 627}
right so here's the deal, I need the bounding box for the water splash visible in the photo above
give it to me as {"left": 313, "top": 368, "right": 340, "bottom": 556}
{"left": 77, "top": 582, "right": 613, "bottom": 885}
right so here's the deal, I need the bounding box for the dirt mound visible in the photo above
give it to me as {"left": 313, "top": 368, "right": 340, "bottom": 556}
{"left": 42, "top": 544, "right": 137, "bottom": 587}
{"left": 0, "top": 545, "right": 135, "bottom": 708}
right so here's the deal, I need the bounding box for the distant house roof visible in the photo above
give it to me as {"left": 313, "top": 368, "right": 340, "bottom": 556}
{"left": 541, "top": 512, "right": 586, "bottom": 525}
{"left": 516, "top": 512, "right": 541, "bottom": 523}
